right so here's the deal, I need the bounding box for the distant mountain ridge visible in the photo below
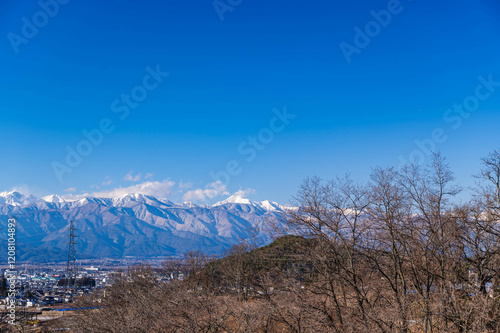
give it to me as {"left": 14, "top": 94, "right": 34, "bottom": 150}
{"left": 213, "top": 193, "right": 284, "bottom": 211}
{"left": 0, "top": 191, "right": 41, "bottom": 206}
{"left": 0, "top": 191, "right": 284, "bottom": 211}
{"left": 0, "top": 191, "right": 287, "bottom": 262}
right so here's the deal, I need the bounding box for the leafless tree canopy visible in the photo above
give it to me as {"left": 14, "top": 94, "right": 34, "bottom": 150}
{"left": 61, "top": 151, "right": 500, "bottom": 333}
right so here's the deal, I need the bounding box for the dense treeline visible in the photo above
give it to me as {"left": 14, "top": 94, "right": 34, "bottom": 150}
{"left": 61, "top": 150, "right": 500, "bottom": 332}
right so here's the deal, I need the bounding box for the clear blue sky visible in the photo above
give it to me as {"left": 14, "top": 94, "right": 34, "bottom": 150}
{"left": 0, "top": 0, "right": 499, "bottom": 204}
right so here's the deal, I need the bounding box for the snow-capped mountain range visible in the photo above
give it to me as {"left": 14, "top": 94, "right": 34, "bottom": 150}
{"left": 0, "top": 191, "right": 41, "bottom": 206}
{"left": 0, "top": 191, "right": 287, "bottom": 262}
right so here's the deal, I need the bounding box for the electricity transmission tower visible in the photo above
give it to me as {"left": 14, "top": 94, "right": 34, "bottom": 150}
{"left": 66, "top": 220, "right": 77, "bottom": 290}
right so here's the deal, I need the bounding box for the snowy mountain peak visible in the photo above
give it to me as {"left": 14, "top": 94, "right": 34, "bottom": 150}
{"left": 0, "top": 191, "right": 41, "bottom": 206}
{"left": 42, "top": 194, "right": 66, "bottom": 203}
{"left": 0, "top": 190, "right": 22, "bottom": 198}
{"left": 113, "top": 193, "right": 146, "bottom": 203}
{"left": 214, "top": 194, "right": 252, "bottom": 206}
{"left": 214, "top": 195, "right": 283, "bottom": 212}
{"left": 180, "top": 201, "right": 199, "bottom": 208}
{"left": 259, "top": 200, "right": 282, "bottom": 211}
